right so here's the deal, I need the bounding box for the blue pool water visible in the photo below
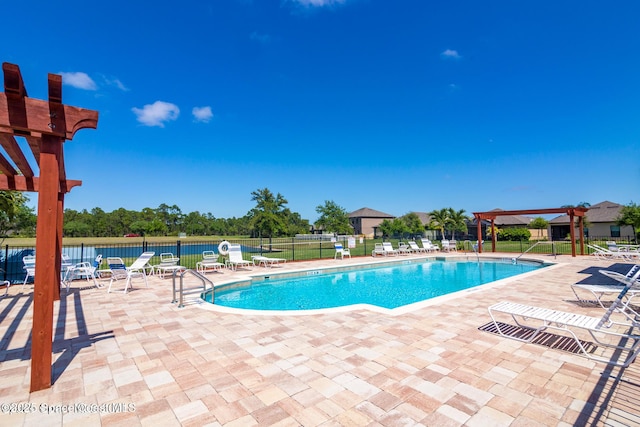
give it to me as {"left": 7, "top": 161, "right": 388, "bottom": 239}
{"left": 206, "top": 259, "right": 545, "bottom": 311}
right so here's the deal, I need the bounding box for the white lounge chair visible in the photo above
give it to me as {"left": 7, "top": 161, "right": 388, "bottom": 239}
{"left": 225, "top": 244, "right": 252, "bottom": 270}
{"left": 21, "top": 254, "right": 79, "bottom": 292}
{"left": 382, "top": 242, "right": 399, "bottom": 256}
{"left": 252, "top": 255, "right": 287, "bottom": 267}
{"left": 22, "top": 255, "right": 36, "bottom": 291}
{"left": 106, "top": 251, "right": 155, "bottom": 293}
{"left": 1, "top": 280, "right": 9, "bottom": 298}
{"left": 334, "top": 243, "right": 351, "bottom": 260}
{"left": 606, "top": 241, "right": 620, "bottom": 252}
{"left": 372, "top": 243, "right": 385, "bottom": 257}
{"left": 63, "top": 254, "right": 103, "bottom": 289}
{"left": 408, "top": 241, "right": 427, "bottom": 253}
{"left": 571, "top": 265, "right": 640, "bottom": 321}
{"left": 154, "top": 252, "right": 183, "bottom": 278}
{"left": 196, "top": 251, "right": 224, "bottom": 274}
{"left": 587, "top": 244, "right": 633, "bottom": 261}
{"left": 441, "top": 240, "right": 455, "bottom": 252}
{"left": 397, "top": 242, "right": 412, "bottom": 255}
{"left": 420, "top": 238, "right": 439, "bottom": 252}
{"left": 488, "top": 274, "right": 640, "bottom": 367}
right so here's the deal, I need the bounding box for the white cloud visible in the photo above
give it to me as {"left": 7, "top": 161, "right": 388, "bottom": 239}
{"left": 107, "top": 77, "right": 129, "bottom": 91}
{"left": 441, "top": 49, "right": 462, "bottom": 60}
{"left": 59, "top": 72, "right": 97, "bottom": 90}
{"left": 291, "top": 0, "right": 346, "bottom": 7}
{"left": 97, "top": 74, "right": 129, "bottom": 91}
{"left": 112, "top": 79, "right": 129, "bottom": 91}
{"left": 132, "top": 101, "right": 180, "bottom": 127}
{"left": 192, "top": 106, "right": 213, "bottom": 123}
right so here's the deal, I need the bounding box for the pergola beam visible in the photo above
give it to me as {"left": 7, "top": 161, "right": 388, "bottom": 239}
{"left": 472, "top": 207, "right": 589, "bottom": 257}
{"left": 0, "top": 133, "right": 35, "bottom": 177}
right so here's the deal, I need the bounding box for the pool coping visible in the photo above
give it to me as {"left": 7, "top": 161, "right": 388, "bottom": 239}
{"left": 194, "top": 255, "right": 563, "bottom": 316}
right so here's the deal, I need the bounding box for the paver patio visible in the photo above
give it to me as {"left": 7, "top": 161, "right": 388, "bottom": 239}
{"left": 0, "top": 253, "right": 638, "bottom": 426}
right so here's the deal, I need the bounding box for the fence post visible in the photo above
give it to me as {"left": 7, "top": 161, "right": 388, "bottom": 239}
{"left": 292, "top": 237, "right": 295, "bottom": 261}
{"left": 3, "top": 245, "right": 8, "bottom": 281}
{"left": 176, "top": 240, "right": 181, "bottom": 259}
{"left": 80, "top": 243, "right": 84, "bottom": 263}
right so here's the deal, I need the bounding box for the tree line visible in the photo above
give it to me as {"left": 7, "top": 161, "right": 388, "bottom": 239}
{"left": 1, "top": 189, "right": 639, "bottom": 240}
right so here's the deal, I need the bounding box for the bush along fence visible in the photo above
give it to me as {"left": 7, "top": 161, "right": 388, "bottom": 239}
{"left": 4, "top": 235, "right": 631, "bottom": 284}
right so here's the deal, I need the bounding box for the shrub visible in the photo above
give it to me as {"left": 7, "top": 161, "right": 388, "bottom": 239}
{"left": 497, "top": 227, "right": 531, "bottom": 241}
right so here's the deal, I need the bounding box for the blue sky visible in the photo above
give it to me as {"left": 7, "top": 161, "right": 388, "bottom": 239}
{"left": 4, "top": 0, "right": 639, "bottom": 222}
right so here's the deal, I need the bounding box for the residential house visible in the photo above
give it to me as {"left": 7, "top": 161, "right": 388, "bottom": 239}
{"left": 490, "top": 208, "right": 548, "bottom": 240}
{"left": 349, "top": 207, "right": 395, "bottom": 238}
{"left": 549, "top": 200, "right": 633, "bottom": 240}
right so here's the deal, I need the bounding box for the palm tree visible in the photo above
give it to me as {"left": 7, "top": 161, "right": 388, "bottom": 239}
{"left": 428, "top": 208, "right": 450, "bottom": 240}
{"left": 446, "top": 208, "right": 468, "bottom": 240}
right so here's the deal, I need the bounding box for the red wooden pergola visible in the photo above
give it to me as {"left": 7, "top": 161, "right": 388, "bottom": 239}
{"left": 473, "top": 207, "right": 589, "bottom": 257}
{"left": 0, "top": 63, "right": 98, "bottom": 392}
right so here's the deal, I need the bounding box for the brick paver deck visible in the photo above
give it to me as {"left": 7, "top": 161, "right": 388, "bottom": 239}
{"left": 0, "top": 253, "right": 638, "bottom": 426}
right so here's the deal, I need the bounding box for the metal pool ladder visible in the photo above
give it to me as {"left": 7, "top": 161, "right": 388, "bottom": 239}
{"left": 172, "top": 269, "right": 214, "bottom": 308}
{"left": 515, "top": 241, "right": 557, "bottom": 262}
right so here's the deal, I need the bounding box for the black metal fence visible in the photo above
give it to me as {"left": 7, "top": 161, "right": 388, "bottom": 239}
{"left": 5, "top": 235, "right": 635, "bottom": 284}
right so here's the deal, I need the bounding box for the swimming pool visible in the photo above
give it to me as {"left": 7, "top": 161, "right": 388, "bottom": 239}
{"left": 204, "top": 259, "right": 547, "bottom": 311}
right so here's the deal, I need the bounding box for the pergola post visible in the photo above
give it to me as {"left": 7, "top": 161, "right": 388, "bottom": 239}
{"left": 491, "top": 219, "right": 496, "bottom": 252}
{"left": 0, "top": 63, "right": 98, "bottom": 392}
{"left": 31, "top": 134, "right": 62, "bottom": 391}
{"left": 569, "top": 212, "right": 576, "bottom": 257}
{"left": 476, "top": 217, "right": 482, "bottom": 253}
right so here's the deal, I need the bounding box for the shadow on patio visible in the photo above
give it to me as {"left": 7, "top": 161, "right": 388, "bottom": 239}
{"left": 0, "top": 287, "right": 114, "bottom": 384}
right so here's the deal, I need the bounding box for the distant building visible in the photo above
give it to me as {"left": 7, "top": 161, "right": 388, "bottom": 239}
{"left": 549, "top": 200, "right": 632, "bottom": 240}
{"left": 488, "top": 208, "right": 548, "bottom": 240}
{"left": 349, "top": 207, "right": 395, "bottom": 238}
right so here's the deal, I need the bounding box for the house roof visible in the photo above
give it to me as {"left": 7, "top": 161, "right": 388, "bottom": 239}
{"left": 348, "top": 207, "right": 395, "bottom": 219}
{"left": 411, "top": 212, "right": 431, "bottom": 225}
{"left": 495, "top": 215, "right": 533, "bottom": 226}
{"left": 549, "top": 201, "right": 622, "bottom": 224}
{"left": 481, "top": 209, "right": 533, "bottom": 226}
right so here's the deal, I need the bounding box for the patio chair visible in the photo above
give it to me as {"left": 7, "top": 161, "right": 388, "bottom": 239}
{"left": 225, "top": 244, "right": 252, "bottom": 270}
{"left": 372, "top": 243, "right": 386, "bottom": 257}
{"left": 252, "top": 255, "right": 288, "bottom": 267}
{"left": 571, "top": 265, "right": 640, "bottom": 322}
{"left": 397, "top": 242, "right": 412, "bottom": 255}
{"left": 63, "top": 254, "right": 103, "bottom": 290}
{"left": 382, "top": 242, "right": 399, "bottom": 256}
{"left": 334, "top": 243, "right": 351, "bottom": 260}
{"left": 606, "top": 241, "right": 620, "bottom": 252}
{"left": 441, "top": 240, "right": 452, "bottom": 252}
{"left": 1, "top": 280, "right": 9, "bottom": 298}
{"left": 22, "top": 255, "right": 36, "bottom": 291}
{"left": 488, "top": 274, "right": 640, "bottom": 367}
{"left": 21, "top": 254, "right": 83, "bottom": 292}
{"left": 153, "top": 252, "right": 183, "bottom": 278}
{"left": 449, "top": 240, "right": 458, "bottom": 252}
{"left": 408, "top": 241, "right": 427, "bottom": 253}
{"left": 106, "top": 251, "right": 155, "bottom": 293}
{"left": 587, "top": 244, "right": 633, "bottom": 261}
{"left": 420, "top": 238, "right": 439, "bottom": 252}
{"left": 196, "top": 251, "right": 224, "bottom": 274}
